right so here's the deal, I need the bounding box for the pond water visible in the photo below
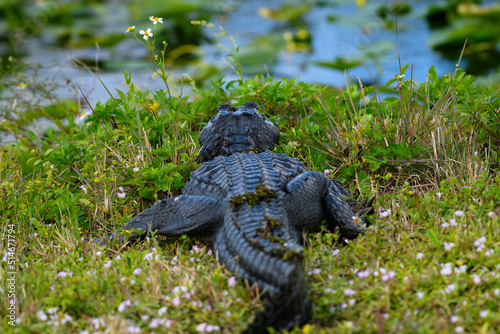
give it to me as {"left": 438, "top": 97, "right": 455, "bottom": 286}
{"left": 2, "top": 0, "right": 499, "bottom": 107}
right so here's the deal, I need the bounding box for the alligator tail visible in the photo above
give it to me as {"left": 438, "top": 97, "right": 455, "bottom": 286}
{"left": 242, "top": 262, "right": 312, "bottom": 334}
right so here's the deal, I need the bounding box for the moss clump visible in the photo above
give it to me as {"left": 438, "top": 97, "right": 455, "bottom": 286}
{"left": 229, "top": 184, "right": 277, "bottom": 206}
{"left": 269, "top": 246, "right": 302, "bottom": 261}
{"left": 243, "top": 147, "right": 260, "bottom": 154}
{"left": 254, "top": 215, "right": 286, "bottom": 242}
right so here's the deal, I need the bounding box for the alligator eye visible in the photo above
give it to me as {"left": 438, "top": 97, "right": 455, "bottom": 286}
{"left": 244, "top": 101, "right": 257, "bottom": 108}
{"left": 217, "top": 103, "right": 232, "bottom": 112}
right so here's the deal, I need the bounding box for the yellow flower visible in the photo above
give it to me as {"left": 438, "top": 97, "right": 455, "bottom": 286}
{"left": 297, "top": 29, "right": 309, "bottom": 40}
{"left": 125, "top": 26, "right": 135, "bottom": 33}
{"left": 17, "top": 83, "right": 26, "bottom": 89}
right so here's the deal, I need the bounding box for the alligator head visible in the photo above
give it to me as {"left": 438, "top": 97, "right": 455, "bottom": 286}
{"left": 198, "top": 102, "right": 280, "bottom": 162}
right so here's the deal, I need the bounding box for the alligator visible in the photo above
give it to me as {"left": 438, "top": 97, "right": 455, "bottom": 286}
{"left": 104, "top": 102, "right": 373, "bottom": 333}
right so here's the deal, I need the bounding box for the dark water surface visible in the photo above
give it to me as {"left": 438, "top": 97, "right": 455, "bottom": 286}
{"left": 3, "top": 0, "right": 498, "bottom": 106}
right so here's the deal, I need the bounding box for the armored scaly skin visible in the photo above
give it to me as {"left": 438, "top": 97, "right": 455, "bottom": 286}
{"left": 110, "top": 102, "right": 371, "bottom": 333}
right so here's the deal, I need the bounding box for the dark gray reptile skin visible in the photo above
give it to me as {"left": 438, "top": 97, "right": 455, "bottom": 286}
{"left": 108, "top": 102, "right": 371, "bottom": 333}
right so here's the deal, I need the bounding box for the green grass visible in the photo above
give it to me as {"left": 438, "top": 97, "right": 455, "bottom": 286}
{"left": 1, "top": 24, "right": 500, "bottom": 333}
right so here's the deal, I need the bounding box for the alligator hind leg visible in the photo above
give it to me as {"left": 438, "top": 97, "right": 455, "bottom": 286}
{"left": 284, "top": 171, "right": 367, "bottom": 240}
{"left": 101, "top": 195, "right": 225, "bottom": 245}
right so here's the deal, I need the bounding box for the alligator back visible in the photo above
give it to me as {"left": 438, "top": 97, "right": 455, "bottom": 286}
{"left": 183, "top": 151, "right": 313, "bottom": 332}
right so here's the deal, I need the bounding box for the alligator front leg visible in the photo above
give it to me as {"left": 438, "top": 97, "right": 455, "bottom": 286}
{"left": 101, "top": 196, "right": 225, "bottom": 245}
{"left": 284, "top": 171, "right": 367, "bottom": 240}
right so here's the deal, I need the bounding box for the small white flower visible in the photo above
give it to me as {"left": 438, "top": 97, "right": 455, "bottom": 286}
{"left": 379, "top": 209, "right": 391, "bottom": 218}
{"left": 416, "top": 252, "right": 424, "bottom": 260}
{"left": 149, "top": 16, "right": 164, "bottom": 25}
{"left": 228, "top": 276, "right": 237, "bottom": 287}
{"left": 80, "top": 185, "right": 87, "bottom": 193}
{"left": 441, "top": 222, "right": 449, "bottom": 228}
{"left": 474, "top": 236, "right": 486, "bottom": 247}
{"left": 343, "top": 288, "right": 356, "bottom": 296}
{"left": 125, "top": 26, "right": 135, "bottom": 33}
{"left": 144, "top": 251, "right": 155, "bottom": 260}
{"left": 487, "top": 211, "right": 495, "bottom": 218}
{"left": 454, "top": 265, "right": 467, "bottom": 274}
{"left": 127, "top": 326, "right": 141, "bottom": 333}
{"left": 416, "top": 291, "right": 424, "bottom": 299}
{"left": 133, "top": 268, "right": 142, "bottom": 275}
{"left": 449, "top": 218, "right": 458, "bottom": 227}
{"left": 37, "top": 311, "right": 48, "bottom": 321}
{"left": 148, "top": 318, "right": 160, "bottom": 328}
{"left": 484, "top": 249, "right": 493, "bottom": 257}
{"left": 440, "top": 263, "right": 453, "bottom": 276}
{"left": 472, "top": 274, "right": 481, "bottom": 284}
{"left": 56, "top": 271, "right": 72, "bottom": 278}
{"left": 454, "top": 210, "right": 464, "bottom": 217}
{"left": 444, "top": 242, "right": 455, "bottom": 251}
{"left": 196, "top": 322, "right": 207, "bottom": 332}
{"left": 494, "top": 289, "right": 499, "bottom": 296}
{"left": 133, "top": 167, "right": 140, "bottom": 172}
{"left": 331, "top": 249, "right": 340, "bottom": 256}
{"left": 117, "top": 300, "right": 132, "bottom": 312}
{"left": 172, "top": 296, "right": 181, "bottom": 306}
{"left": 61, "top": 314, "right": 73, "bottom": 324}
{"left": 450, "top": 315, "right": 459, "bottom": 323}
{"left": 139, "top": 29, "right": 153, "bottom": 40}
{"left": 455, "top": 326, "right": 464, "bottom": 333}
{"left": 310, "top": 268, "right": 321, "bottom": 276}
{"left": 47, "top": 307, "right": 58, "bottom": 314}
{"left": 96, "top": 251, "right": 102, "bottom": 256}
{"left": 115, "top": 255, "right": 121, "bottom": 260}
{"left": 479, "top": 310, "right": 488, "bottom": 318}
{"left": 381, "top": 271, "right": 396, "bottom": 281}
{"left": 117, "top": 192, "right": 126, "bottom": 198}
{"left": 444, "top": 284, "right": 455, "bottom": 294}
{"left": 206, "top": 324, "right": 220, "bottom": 332}
{"left": 103, "top": 260, "right": 112, "bottom": 268}
{"left": 357, "top": 270, "right": 371, "bottom": 279}
{"left": 172, "top": 286, "right": 187, "bottom": 294}
{"left": 158, "top": 306, "right": 167, "bottom": 315}
{"left": 323, "top": 169, "right": 331, "bottom": 174}
{"left": 436, "top": 192, "right": 442, "bottom": 198}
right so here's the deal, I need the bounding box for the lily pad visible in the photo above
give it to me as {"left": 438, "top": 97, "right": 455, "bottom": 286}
{"left": 237, "top": 33, "right": 287, "bottom": 73}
